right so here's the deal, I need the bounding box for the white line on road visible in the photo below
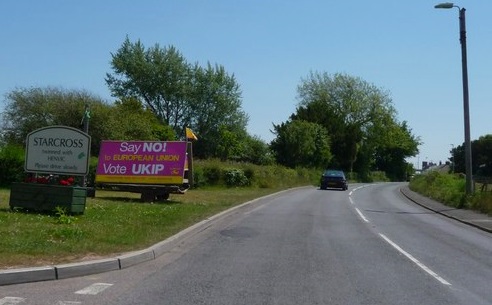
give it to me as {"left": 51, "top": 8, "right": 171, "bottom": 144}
{"left": 75, "top": 283, "right": 113, "bottom": 295}
{"left": 55, "top": 302, "right": 82, "bottom": 305}
{"left": 355, "top": 207, "right": 370, "bottom": 223}
{"left": 0, "top": 297, "right": 25, "bottom": 305}
{"left": 379, "top": 234, "right": 451, "bottom": 286}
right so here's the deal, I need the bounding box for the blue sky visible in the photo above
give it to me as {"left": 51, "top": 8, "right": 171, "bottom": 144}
{"left": 1, "top": 1, "right": 491, "bottom": 168}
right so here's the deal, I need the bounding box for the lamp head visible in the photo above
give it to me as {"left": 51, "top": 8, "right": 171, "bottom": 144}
{"left": 435, "top": 2, "right": 455, "bottom": 9}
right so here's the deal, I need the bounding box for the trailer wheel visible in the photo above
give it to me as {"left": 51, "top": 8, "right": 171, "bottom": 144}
{"left": 156, "top": 193, "right": 170, "bottom": 202}
{"left": 141, "top": 191, "right": 155, "bottom": 202}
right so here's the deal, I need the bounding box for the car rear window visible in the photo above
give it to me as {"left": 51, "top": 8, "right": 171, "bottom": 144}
{"left": 323, "top": 170, "right": 344, "bottom": 177}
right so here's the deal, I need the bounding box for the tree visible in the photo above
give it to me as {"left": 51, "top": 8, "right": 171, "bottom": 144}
{"left": 0, "top": 87, "right": 113, "bottom": 155}
{"left": 112, "top": 97, "right": 175, "bottom": 141}
{"left": 286, "top": 72, "right": 419, "bottom": 179}
{"left": 189, "top": 63, "right": 248, "bottom": 159}
{"left": 106, "top": 37, "right": 191, "bottom": 135}
{"left": 451, "top": 134, "right": 492, "bottom": 176}
{"left": 241, "top": 135, "right": 275, "bottom": 165}
{"left": 0, "top": 143, "right": 24, "bottom": 186}
{"left": 372, "top": 120, "right": 420, "bottom": 181}
{"left": 270, "top": 119, "right": 332, "bottom": 168}
{"left": 0, "top": 87, "right": 173, "bottom": 156}
{"left": 106, "top": 38, "right": 249, "bottom": 159}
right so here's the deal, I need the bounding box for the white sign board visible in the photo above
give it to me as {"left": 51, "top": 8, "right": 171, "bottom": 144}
{"left": 25, "top": 126, "right": 91, "bottom": 175}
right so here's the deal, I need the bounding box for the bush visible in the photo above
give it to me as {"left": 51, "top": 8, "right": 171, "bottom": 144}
{"left": 0, "top": 144, "right": 25, "bottom": 186}
{"left": 193, "top": 159, "right": 321, "bottom": 189}
{"left": 203, "top": 165, "right": 222, "bottom": 185}
{"left": 86, "top": 157, "right": 99, "bottom": 187}
{"left": 223, "top": 168, "right": 249, "bottom": 187}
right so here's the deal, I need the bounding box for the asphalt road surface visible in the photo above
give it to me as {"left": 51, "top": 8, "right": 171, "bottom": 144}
{"left": 2, "top": 183, "right": 491, "bottom": 305}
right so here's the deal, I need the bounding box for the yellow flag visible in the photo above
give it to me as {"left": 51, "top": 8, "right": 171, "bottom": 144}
{"left": 186, "top": 127, "right": 198, "bottom": 141}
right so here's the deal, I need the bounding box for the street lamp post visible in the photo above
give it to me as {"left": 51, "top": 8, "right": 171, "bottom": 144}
{"left": 435, "top": 2, "right": 473, "bottom": 195}
{"left": 450, "top": 144, "right": 455, "bottom": 173}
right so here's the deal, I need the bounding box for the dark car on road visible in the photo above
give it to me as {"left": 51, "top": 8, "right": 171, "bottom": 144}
{"left": 320, "top": 170, "right": 348, "bottom": 191}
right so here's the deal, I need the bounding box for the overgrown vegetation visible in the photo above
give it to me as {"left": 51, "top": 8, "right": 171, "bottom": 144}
{"left": 409, "top": 171, "right": 492, "bottom": 215}
{"left": 192, "top": 159, "right": 321, "bottom": 188}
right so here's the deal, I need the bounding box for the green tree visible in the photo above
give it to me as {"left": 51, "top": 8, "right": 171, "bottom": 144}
{"left": 241, "top": 135, "right": 275, "bottom": 165}
{"left": 106, "top": 37, "right": 191, "bottom": 135}
{"left": 270, "top": 119, "right": 332, "bottom": 168}
{"left": 106, "top": 38, "right": 249, "bottom": 159}
{"left": 452, "top": 134, "right": 492, "bottom": 176}
{"left": 111, "top": 97, "right": 175, "bottom": 141}
{"left": 289, "top": 72, "right": 419, "bottom": 179}
{"left": 0, "top": 87, "right": 113, "bottom": 155}
{"left": 189, "top": 63, "right": 248, "bottom": 159}
{"left": 372, "top": 120, "right": 420, "bottom": 181}
{"left": 0, "top": 87, "right": 174, "bottom": 156}
{"left": 0, "top": 143, "right": 24, "bottom": 186}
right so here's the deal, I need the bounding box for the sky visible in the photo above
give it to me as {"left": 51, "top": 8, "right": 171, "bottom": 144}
{"left": 1, "top": 0, "right": 491, "bottom": 169}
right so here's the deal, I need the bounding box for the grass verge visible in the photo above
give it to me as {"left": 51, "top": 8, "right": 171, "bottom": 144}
{"left": 0, "top": 186, "right": 288, "bottom": 269}
{"left": 409, "top": 171, "right": 492, "bottom": 215}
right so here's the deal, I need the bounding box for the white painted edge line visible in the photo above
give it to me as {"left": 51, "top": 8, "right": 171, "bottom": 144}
{"left": 75, "top": 282, "right": 113, "bottom": 295}
{"left": 355, "top": 208, "right": 370, "bottom": 223}
{"left": 0, "top": 297, "right": 25, "bottom": 305}
{"left": 379, "top": 233, "right": 451, "bottom": 286}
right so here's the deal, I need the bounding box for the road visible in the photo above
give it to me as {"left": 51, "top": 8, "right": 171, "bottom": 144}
{"left": 1, "top": 183, "right": 491, "bottom": 305}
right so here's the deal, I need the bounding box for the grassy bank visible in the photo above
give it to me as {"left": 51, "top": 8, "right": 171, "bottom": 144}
{"left": 409, "top": 171, "right": 492, "bottom": 215}
{"left": 0, "top": 187, "right": 295, "bottom": 269}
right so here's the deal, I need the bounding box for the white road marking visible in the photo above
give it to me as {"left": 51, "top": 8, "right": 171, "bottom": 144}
{"left": 355, "top": 207, "right": 369, "bottom": 223}
{"left": 55, "top": 302, "right": 81, "bottom": 305}
{"left": 75, "top": 283, "right": 113, "bottom": 295}
{"left": 0, "top": 297, "right": 25, "bottom": 305}
{"left": 379, "top": 234, "right": 451, "bottom": 286}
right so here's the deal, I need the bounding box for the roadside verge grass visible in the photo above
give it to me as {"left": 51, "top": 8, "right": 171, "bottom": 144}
{"left": 0, "top": 187, "right": 287, "bottom": 269}
{"left": 409, "top": 171, "right": 492, "bottom": 215}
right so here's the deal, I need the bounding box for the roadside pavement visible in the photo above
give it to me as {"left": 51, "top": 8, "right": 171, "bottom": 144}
{"left": 1, "top": 185, "right": 490, "bottom": 287}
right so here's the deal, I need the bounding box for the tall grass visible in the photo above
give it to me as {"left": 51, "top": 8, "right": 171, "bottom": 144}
{"left": 193, "top": 159, "right": 321, "bottom": 188}
{"left": 409, "top": 171, "right": 492, "bottom": 215}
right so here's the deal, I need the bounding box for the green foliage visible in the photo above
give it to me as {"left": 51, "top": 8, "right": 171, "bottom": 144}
{"left": 86, "top": 157, "right": 99, "bottom": 187}
{"left": 223, "top": 168, "right": 249, "bottom": 187}
{"left": 469, "top": 193, "right": 492, "bottom": 216}
{"left": 241, "top": 135, "right": 275, "bottom": 165}
{"left": 0, "top": 87, "right": 112, "bottom": 156}
{"left": 203, "top": 167, "right": 222, "bottom": 185}
{"left": 287, "top": 72, "right": 420, "bottom": 180}
{"left": 271, "top": 119, "right": 332, "bottom": 168}
{"left": 409, "top": 172, "right": 466, "bottom": 208}
{"left": 106, "top": 37, "right": 249, "bottom": 155}
{"left": 106, "top": 38, "right": 191, "bottom": 133}
{"left": 111, "top": 97, "right": 176, "bottom": 141}
{"left": 200, "top": 160, "right": 223, "bottom": 185}
{"left": 451, "top": 134, "right": 492, "bottom": 176}
{"left": 369, "top": 171, "right": 390, "bottom": 182}
{"left": 0, "top": 144, "right": 25, "bottom": 186}
{"left": 193, "top": 159, "right": 320, "bottom": 189}
{"left": 410, "top": 171, "right": 492, "bottom": 215}
{"left": 54, "top": 206, "right": 78, "bottom": 225}
{"left": 189, "top": 63, "right": 249, "bottom": 159}
{"left": 0, "top": 87, "right": 178, "bottom": 158}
